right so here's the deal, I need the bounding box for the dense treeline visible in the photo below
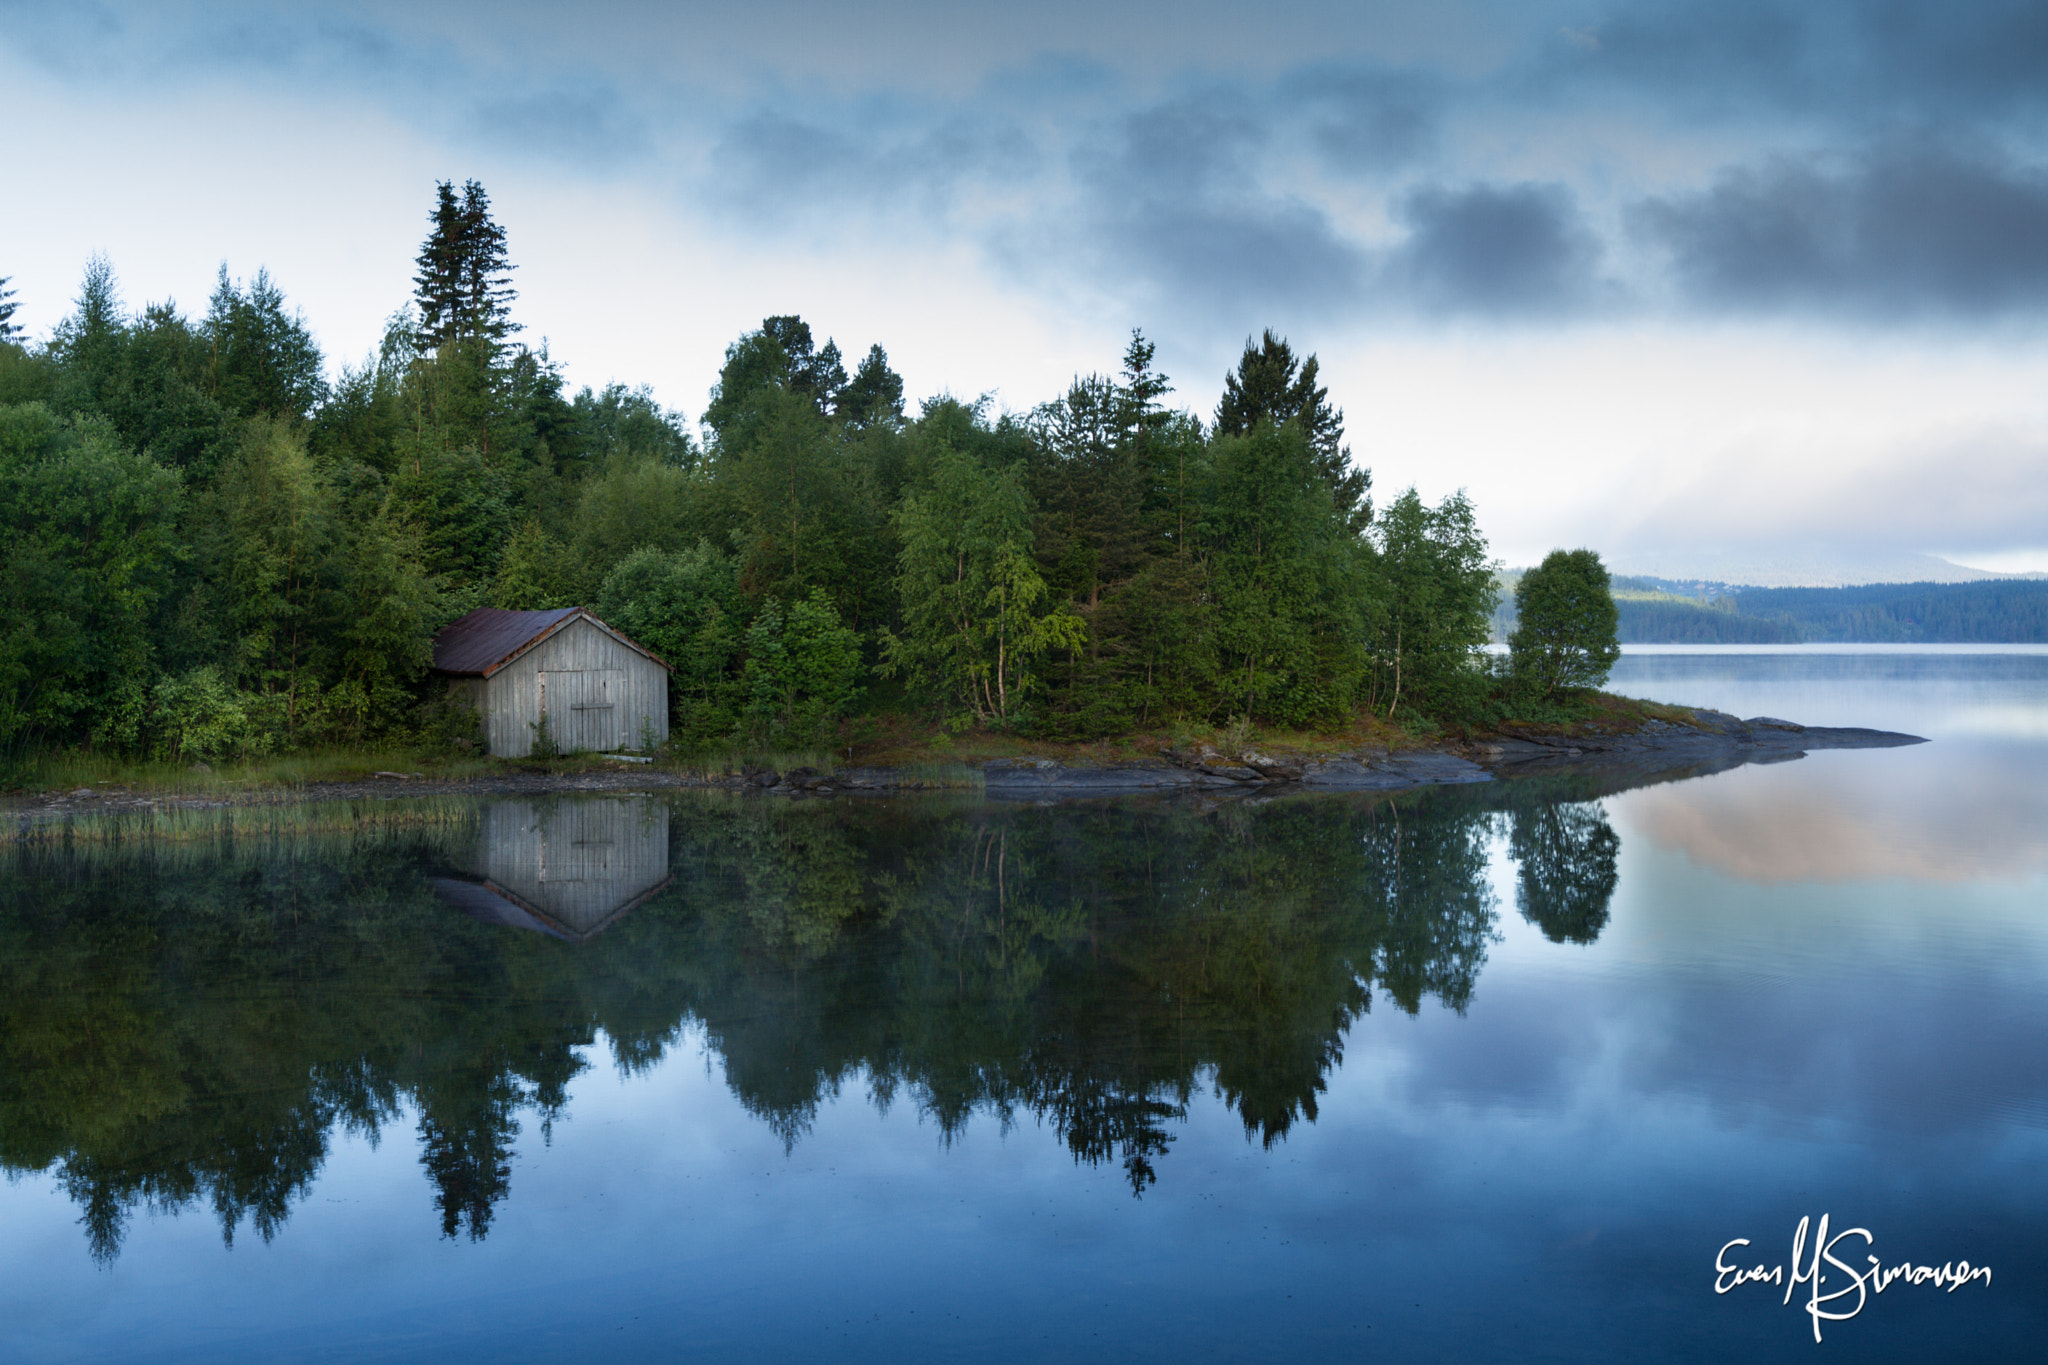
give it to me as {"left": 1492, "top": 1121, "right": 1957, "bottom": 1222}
{"left": 1608, "top": 580, "right": 2048, "bottom": 644}
{"left": 1615, "top": 599, "right": 1803, "bottom": 644}
{"left": 0, "top": 182, "right": 1502, "bottom": 763}
{"left": 0, "top": 785, "right": 1622, "bottom": 1260}
{"left": 1733, "top": 579, "right": 2048, "bottom": 643}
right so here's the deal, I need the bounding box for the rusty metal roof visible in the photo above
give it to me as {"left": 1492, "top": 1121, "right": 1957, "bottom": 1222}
{"left": 431, "top": 607, "right": 581, "bottom": 676}
{"left": 433, "top": 606, "right": 672, "bottom": 676}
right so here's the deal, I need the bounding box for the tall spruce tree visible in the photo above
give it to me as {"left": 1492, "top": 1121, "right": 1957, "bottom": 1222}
{"left": 1215, "top": 329, "right": 1371, "bottom": 532}
{"left": 412, "top": 180, "right": 517, "bottom": 357}
{"left": 0, "top": 277, "right": 19, "bottom": 343}
{"left": 1118, "top": 330, "right": 1172, "bottom": 432}
{"left": 412, "top": 183, "right": 465, "bottom": 348}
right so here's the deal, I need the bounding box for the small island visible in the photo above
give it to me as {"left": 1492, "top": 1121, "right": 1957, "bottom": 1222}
{"left": 0, "top": 184, "right": 1919, "bottom": 813}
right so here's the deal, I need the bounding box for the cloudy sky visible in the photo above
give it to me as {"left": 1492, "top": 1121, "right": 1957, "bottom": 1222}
{"left": 7, "top": 0, "right": 2048, "bottom": 577}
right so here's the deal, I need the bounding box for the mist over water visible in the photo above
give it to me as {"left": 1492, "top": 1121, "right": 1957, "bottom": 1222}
{"left": 4, "top": 649, "right": 2046, "bottom": 1361}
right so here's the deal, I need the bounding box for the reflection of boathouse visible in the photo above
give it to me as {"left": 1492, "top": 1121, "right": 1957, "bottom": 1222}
{"left": 435, "top": 797, "right": 671, "bottom": 942}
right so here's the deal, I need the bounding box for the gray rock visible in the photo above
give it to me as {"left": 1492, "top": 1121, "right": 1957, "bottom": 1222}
{"left": 1380, "top": 752, "right": 1493, "bottom": 785}
{"left": 984, "top": 760, "right": 1208, "bottom": 793}
{"left": 1298, "top": 759, "right": 1410, "bottom": 790}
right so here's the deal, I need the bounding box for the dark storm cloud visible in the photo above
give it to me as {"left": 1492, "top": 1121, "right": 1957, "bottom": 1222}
{"left": 703, "top": 83, "right": 1381, "bottom": 322}
{"left": 14, "top": 0, "right": 2048, "bottom": 326}
{"left": 1555, "top": 0, "right": 2048, "bottom": 123}
{"left": 1073, "top": 92, "right": 1370, "bottom": 319}
{"left": 706, "top": 107, "right": 1034, "bottom": 219}
{"left": 1635, "top": 141, "right": 2048, "bottom": 318}
{"left": 1386, "top": 182, "right": 1605, "bottom": 315}
{"left": 1287, "top": 65, "right": 1442, "bottom": 176}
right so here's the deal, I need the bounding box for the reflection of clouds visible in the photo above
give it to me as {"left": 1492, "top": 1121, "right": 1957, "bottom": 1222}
{"left": 1349, "top": 934, "right": 2048, "bottom": 1145}
{"left": 1935, "top": 706, "right": 2048, "bottom": 740}
{"left": 1615, "top": 748, "right": 2048, "bottom": 883}
{"left": 1607, "top": 650, "right": 2048, "bottom": 737}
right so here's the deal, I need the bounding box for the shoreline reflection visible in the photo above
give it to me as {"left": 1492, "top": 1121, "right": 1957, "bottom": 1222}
{"left": 0, "top": 786, "right": 1621, "bottom": 1261}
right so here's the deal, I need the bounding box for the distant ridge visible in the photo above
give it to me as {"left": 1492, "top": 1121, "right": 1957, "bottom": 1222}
{"left": 1489, "top": 574, "right": 2048, "bottom": 644}
{"left": 1606, "top": 549, "right": 2045, "bottom": 588}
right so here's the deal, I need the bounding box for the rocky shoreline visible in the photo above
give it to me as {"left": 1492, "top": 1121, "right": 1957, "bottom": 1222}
{"left": 2, "top": 708, "right": 1925, "bottom": 828}
{"left": 977, "top": 708, "right": 1921, "bottom": 796}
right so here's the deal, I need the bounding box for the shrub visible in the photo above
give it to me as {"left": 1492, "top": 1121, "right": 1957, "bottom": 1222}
{"left": 150, "top": 666, "right": 263, "bottom": 763}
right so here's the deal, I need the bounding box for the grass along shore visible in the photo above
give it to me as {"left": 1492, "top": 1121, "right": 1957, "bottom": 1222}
{"left": 3, "top": 691, "right": 1703, "bottom": 812}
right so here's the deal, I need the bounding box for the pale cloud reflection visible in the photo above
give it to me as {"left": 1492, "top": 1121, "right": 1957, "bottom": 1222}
{"left": 1614, "top": 747, "right": 2048, "bottom": 884}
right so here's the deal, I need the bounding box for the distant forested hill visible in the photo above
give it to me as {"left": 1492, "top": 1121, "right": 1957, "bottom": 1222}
{"left": 1614, "top": 600, "right": 1801, "bottom": 643}
{"left": 1612, "top": 579, "right": 2048, "bottom": 644}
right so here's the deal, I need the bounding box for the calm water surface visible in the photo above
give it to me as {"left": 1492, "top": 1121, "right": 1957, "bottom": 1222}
{"left": 5, "top": 648, "right": 2046, "bottom": 1362}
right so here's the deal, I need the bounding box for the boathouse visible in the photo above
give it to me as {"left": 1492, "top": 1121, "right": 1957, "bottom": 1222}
{"left": 432, "top": 607, "right": 670, "bottom": 757}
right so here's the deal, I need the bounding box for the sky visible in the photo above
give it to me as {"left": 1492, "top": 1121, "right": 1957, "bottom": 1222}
{"left": 6, "top": 0, "right": 2048, "bottom": 579}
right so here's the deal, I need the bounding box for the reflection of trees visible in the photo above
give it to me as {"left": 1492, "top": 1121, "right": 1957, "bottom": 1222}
{"left": 1508, "top": 801, "right": 1622, "bottom": 945}
{"left": 0, "top": 784, "right": 1620, "bottom": 1260}
{"left": 0, "top": 829, "right": 610, "bottom": 1263}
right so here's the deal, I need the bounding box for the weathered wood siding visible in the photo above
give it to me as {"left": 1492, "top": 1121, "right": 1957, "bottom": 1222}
{"left": 464, "top": 796, "right": 672, "bottom": 939}
{"left": 476, "top": 617, "right": 668, "bottom": 756}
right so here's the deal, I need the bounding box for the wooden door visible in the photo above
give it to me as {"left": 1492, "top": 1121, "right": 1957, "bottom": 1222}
{"left": 540, "top": 670, "right": 624, "bottom": 752}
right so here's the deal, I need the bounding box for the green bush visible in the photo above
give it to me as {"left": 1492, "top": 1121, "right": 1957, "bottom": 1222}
{"left": 742, "top": 589, "right": 864, "bottom": 747}
{"left": 149, "top": 666, "right": 263, "bottom": 763}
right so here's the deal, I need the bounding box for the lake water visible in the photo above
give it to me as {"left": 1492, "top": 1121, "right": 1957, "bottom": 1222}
{"left": 5, "top": 648, "right": 2046, "bottom": 1362}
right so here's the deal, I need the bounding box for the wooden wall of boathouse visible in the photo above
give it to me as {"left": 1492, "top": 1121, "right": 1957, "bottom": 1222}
{"left": 474, "top": 617, "right": 669, "bottom": 757}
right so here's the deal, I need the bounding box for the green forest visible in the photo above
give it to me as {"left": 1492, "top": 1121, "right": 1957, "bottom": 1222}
{"left": 0, "top": 180, "right": 1509, "bottom": 768}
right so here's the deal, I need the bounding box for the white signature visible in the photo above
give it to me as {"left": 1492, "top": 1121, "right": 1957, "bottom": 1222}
{"left": 1715, "top": 1214, "right": 1991, "bottom": 1342}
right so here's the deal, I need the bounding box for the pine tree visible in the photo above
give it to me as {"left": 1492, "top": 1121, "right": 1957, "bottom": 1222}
{"left": 411, "top": 179, "right": 517, "bottom": 356}
{"left": 1118, "top": 330, "right": 1172, "bottom": 432}
{"left": 0, "top": 276, "right": 20, "bottom": 344}
{"left": 204, "top": 266, "right": 327, "bottom": 420}
{"left": 1215, "top": 329, "right": 1371, "bottom": 532}
{"left": 456, "top": 181, "right": 517, "bottom": 355}
{"left": 836, "top": 343, "right": 904, "bottom": 428}
{"left": 412, "top": 183, "right": 465, "bottom": 349}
